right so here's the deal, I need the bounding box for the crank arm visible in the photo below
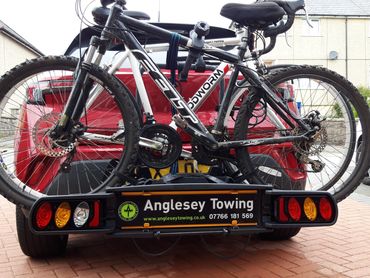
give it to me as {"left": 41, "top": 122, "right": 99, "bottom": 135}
{"left": 80, "top": 132, "right": 193, "bottom": 158}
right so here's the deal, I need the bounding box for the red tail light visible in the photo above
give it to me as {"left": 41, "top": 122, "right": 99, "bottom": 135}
{"left": 89, "top": 200, "right": 101, "bottom": 228}
{"left": 278, "top": 197, "right": 289, "bottom": 222}
{"left": 36, "top": 202, "right": 53, "bottom": 229}
{"left": 288, "top": 197, "right": 301, "bottom": 221}
{"left": 319, "top": 197, "right": 333, "bottom": 221}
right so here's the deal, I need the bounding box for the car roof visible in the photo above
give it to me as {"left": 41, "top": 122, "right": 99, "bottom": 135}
{"left": 64, "top": 22, "right": 236, "bottom": 56}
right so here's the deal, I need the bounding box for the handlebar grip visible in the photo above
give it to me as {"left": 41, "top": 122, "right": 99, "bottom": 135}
{"left": 263, "top": 13, "right": 294, "bottom": 37}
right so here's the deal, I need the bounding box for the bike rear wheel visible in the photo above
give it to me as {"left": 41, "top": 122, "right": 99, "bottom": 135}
{"left": 0, "top": 56, "right": 139, "bottom": 208}
{"left": 234, "top": 65, "right": 370, "bottom": 202}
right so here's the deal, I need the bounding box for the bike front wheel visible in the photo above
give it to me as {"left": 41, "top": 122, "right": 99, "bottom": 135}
{"left": 0, "top": 56, "right": 140, "bottom": 208}
{"left": 234, "top": 65, "right": 370, "bottom": 202}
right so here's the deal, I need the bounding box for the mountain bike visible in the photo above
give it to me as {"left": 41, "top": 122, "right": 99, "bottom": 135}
{"left": 0, "top": 0, "right": 369, "bottom": 209}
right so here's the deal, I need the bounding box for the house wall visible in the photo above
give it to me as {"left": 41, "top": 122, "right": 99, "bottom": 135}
{"left": 263, "top": 16, "right": 370, "bottom": 88}
{"left": 0, "top": 32, "right": 38, "bottom": 75}
{"left": 0, "top": 32, "right": 39, "bottom": 134}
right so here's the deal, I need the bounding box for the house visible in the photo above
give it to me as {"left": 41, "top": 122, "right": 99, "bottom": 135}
{"left": 0, "top": 20, "right": 43, "bottom": 75}
{"left": 0, "top": 21, "right": 43, "bottom": 135}
{"left": 263, "top": 0, "right": 370, "bottom": 87}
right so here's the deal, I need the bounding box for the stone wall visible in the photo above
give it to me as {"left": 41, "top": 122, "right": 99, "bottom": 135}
{"left": 324, "top": 119, "right": 350, "bottom": 146}
{"left": 0, "top": 117, "right": 16, "bottom": 137}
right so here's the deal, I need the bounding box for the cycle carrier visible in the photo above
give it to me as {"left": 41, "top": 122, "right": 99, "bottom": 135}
{"left": 28, "top": 174, "right": 338, "bottom": 237}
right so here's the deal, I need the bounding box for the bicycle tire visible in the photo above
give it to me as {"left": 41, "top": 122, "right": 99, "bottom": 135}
{"left": 234, "top": 65, "right": 370, "bottom": 202}
{"left": 0, "top": 56, "right": 140, "bottom": 208}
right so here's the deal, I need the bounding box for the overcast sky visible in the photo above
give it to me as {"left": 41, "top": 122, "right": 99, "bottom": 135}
{"left": 0, "top": 0, "right": 251, "bottom": 55}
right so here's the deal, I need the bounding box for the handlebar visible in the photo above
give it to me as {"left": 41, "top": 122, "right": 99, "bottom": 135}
{"left": 265, "top": 0, "right": 305, "bottom": 14}
{"left": 263, "top": 13, "right": 294, "bottom": 37}
{"left": 100, "top": 0, "right": 125, "bottom": 7}
{"left": 262, "top": 0, "right": 305, "bottom": 37}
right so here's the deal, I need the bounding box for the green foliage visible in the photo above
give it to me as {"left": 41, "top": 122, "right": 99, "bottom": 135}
{"left": 358, "top": 86, "right": 370, "bottom": 105}
{"left": 332, "top": 102, "right": 343, "bottom": 118}
{"left": 356, "top": 86, "right": 370, "bottom": 117}
{"left": 332, "top": 86, "right": 370, "bottom": 118}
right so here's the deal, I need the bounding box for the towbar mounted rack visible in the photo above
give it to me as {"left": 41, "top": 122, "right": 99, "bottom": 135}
{"left": 28, "top": 180, "right": 337, "bottom": 238}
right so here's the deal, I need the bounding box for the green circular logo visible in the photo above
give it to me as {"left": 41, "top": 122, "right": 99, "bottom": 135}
{"left": 118, "top": 201, "right": 139, "bottom": 222}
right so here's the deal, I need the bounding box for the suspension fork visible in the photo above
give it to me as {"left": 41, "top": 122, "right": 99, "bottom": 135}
{"left": 51, "top": 42, "right": 98, "bottom": 137}
{"left": 52, "top": 7, "right": 119, "bottom": 137}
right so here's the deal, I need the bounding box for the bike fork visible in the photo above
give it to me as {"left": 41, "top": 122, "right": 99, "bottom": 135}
{"left": 51, "top": 38, "right": 103, "bottom": 138}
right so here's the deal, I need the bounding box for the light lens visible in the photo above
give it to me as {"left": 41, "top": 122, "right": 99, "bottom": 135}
{"left": 319, "top": 197, "right": 333, "bottom": 221}
{"left": 73, "top": 202, "right": 90, "bottom": 228}
{"left": 303, "top": 197, "right": 317, "bottom": 221}
{"left": 278, "top": 197, "right": 288, "bottom": 222}
{"left": 55, "top": 202, "right": 71, "bottom": 228}
{"left": 36, "top": 202, "right": 53, "bottom": 229}
{"left": 89, "top": 200, "right": 101, "bottom": 228}
{"left": 288, "top": 197, "right": 301, "bottom": 221}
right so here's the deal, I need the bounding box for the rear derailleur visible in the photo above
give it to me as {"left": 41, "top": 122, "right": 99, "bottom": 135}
{"left": 294, "top": 111, "right": 327, "bottom": 173}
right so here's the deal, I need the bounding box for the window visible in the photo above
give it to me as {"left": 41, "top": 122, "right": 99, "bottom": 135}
{"left": 302, "top": 19, "right": 320, "bottom": 36}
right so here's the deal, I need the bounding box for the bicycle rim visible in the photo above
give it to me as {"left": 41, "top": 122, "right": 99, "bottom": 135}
{"left": 234, "top": 66, "right": 368, "bottom": 201}
{"left": 0, "top": 56, "right": 138, "bottom": 207}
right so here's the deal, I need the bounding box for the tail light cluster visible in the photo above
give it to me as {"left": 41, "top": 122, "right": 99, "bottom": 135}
{"left": 32, "top": 200, "right": 102, "bottom": 231}
{"left": 275, "top": 195, "right": 335, "bottom": 224}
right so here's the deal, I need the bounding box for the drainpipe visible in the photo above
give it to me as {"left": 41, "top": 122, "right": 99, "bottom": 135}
{"left": 345, "top": 17, "right": 348, "bottom": 79}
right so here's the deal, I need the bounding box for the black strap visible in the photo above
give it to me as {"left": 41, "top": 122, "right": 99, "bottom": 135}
{"left": 166, "top": 33, "right": 181, "bottom": 84}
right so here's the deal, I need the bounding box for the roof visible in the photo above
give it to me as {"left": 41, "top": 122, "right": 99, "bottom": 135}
{"left": 301, "top": 0, "right": 370, "bottom": 17}
{"left": 0, "top": 20, "right": 43, "bottom": 56}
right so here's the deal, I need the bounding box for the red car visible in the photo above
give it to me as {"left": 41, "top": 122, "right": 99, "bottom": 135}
{"left": 14, "top": 23, "right": 306, "bottom": 197}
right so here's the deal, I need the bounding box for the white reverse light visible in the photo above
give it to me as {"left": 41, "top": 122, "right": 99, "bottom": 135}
{"left": 73, "top": 202, "right": 90, "bottom": 227}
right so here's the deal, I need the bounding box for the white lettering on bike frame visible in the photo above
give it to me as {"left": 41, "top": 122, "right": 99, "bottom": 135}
{"left": 107, "top": 42, "right": 234, "bottom": 116}
{"left": 132, "top": 49, "right": 200, "bottom": 125}
{"left": 188, "top": 63, "right": 230, "bottom": 111}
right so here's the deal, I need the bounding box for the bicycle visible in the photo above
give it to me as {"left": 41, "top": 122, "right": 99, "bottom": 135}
{"left": 0, "top": 0, "right": 369, "bottom": 210}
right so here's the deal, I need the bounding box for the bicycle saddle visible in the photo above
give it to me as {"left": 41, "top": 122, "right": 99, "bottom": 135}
{"left": 92, "top": 7, "right": 150, "bottom": 25}
{"left": 220, "top": 2, "right": 285, "bottom": 29}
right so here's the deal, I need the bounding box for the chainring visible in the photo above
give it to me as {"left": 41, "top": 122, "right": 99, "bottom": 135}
{"left": 32, "top": 112, "right": 76, "bottom": 158}
{"left": 138, "top": 124, "right": 182, "bottom": 169}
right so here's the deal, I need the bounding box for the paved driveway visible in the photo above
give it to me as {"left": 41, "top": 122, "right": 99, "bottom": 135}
{"left": 1, "top": 188, "right": 370, "bottom": 278}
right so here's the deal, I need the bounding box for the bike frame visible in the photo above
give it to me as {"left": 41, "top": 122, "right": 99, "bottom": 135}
{"left": 59, "top": 1, "right": 312, "bottom": 151}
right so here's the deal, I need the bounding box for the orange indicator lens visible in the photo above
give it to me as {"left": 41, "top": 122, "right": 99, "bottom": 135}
{"left": 303, "top": 197, "right": 317, "bottom": 221}
{"left": 55, "top": 202, "right": 71, "bottom": 229}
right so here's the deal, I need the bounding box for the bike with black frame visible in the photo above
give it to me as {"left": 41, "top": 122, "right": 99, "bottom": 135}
{"left": 0, "top": 0, "right": 368, "bottom": 257}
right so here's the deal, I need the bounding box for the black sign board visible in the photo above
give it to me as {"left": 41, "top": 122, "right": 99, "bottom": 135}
{"left": 116, "top": 190, "right": 259, "bottom": 229}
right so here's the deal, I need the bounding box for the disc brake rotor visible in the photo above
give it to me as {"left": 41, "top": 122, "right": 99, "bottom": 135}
{"left": 293, "top": 126, "right": 328, "bottom": 156}
{"left": 32, "top": 112, "right": 76, "bottom": 157}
